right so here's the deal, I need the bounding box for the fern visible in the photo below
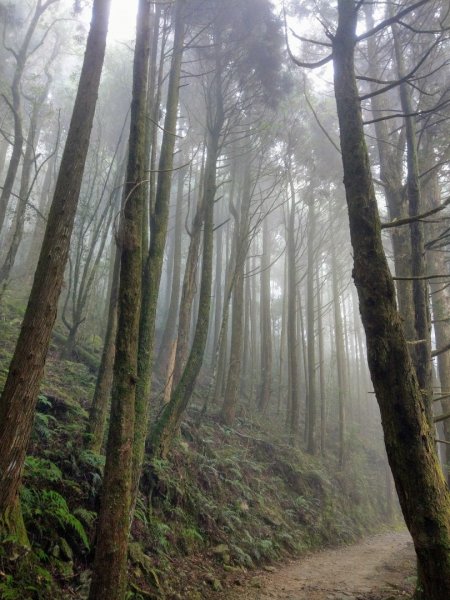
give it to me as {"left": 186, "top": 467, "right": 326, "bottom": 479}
{"left": 21, "top": 488, "right": 90, "bottom": 550}
{"left": 42, "top": 491, "right": 90, "bottom": 549}
{"left": 24, "top": 457, "right": 62, "bottom": 483}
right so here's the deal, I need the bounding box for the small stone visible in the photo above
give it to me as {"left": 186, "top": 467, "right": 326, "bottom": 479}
{"left": 263, "top": 565, "right": 276, "bottom": 572}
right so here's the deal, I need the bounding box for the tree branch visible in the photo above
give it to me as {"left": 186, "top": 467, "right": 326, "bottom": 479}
{"left": 381, "top": 197, "right": 450, "bottom": 229}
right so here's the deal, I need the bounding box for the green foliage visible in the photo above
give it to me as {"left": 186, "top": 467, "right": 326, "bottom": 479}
{"left": 24, "top": 457, "right": 62, "bottom": 483}
{"left": 21, "top": 488, "right": 89, "bottom": 551}
{"left": 0, "top": 559, "right": 53, "bottom": 600}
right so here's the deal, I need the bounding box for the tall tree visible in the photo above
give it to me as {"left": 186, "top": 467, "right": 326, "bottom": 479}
{"left": 0, "top": 0, "right": 111, "bottom": 542}
{"left": 326, "top": 2, "right": 450, "bottom": 597}
{"left": 88, "top": 1, "right": 152, "bottom": 598}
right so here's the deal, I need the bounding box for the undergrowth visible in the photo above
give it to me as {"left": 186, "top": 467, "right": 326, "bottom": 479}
{"left": 0, "top": 300, "right": 394, "bottom": 599}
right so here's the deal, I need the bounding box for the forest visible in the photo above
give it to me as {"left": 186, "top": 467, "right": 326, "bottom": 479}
{"left": 0, "top": 0, "right": 449, "bottom": 598}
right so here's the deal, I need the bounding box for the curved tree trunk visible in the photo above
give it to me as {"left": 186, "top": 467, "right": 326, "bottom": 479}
{"left": 149, "top": 126, "right": 218, "bottom": 460}
{"left": 331, "top": 4, "right": 450, "bottom": 597}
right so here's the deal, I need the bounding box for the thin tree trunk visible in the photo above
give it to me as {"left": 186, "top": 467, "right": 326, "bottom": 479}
{"left": 329, "top": 201, "right": 347, "bottom": 467}
{"left": 316, "top": 267, "right": 326, "bottom": 455}
{"left": 286, "top": 171, "right": 299, "bottom": 440}
{"left": 149, "top": 123, "right": 219, "bottom": 460}
{"left": 259, "top": 214, "right": 272, "bottom": 413}
{"left": 306, "top": 196, "right": 317, "bottom": 453}
{"left": 0, "top": 70, "right": 52, "bottom": 286}
{"left": 393, "top": 24, "right": 432, "bottom": 417}
{"left": 155, "top": 165, "right": 185, "bottom": 375}
{"left": 0, "top": 0, "right": 57, "bottom": 232}
{"left": 221, "top": 167, "right": 252, "bottom": 425}
{"left": 85, "top": 240, "right": 120, "bottom": 453}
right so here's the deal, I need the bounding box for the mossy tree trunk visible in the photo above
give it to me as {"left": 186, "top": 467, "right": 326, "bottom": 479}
{"left": 331, "top": 3, "right": 450, "bottom": 597}
{"left": 149, "top": 124, "right": 219, "bottom": 459}
{"left": 87, "top": 2, "right": 151, "bottom": 598}
{"left": 0, "top": 0, "right": 111, "bottom": 542}
{"left": 130, "top": 0, "right": 186, "bottom": 509}
{"left": 148, "top": 33, "right": 225, "bottom": 456}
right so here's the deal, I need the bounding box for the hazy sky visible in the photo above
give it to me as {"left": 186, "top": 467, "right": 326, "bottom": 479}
{"left": 109, "top": 0, "right": 139, "bottom": 41}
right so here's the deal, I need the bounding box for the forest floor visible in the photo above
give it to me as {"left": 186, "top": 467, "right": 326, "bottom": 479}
{"left": 223, "top": 531, "right": 415, "bottom": 600}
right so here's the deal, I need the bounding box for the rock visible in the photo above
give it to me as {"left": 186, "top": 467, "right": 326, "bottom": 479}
{"left": 263, "top": 565, "right": 276, "bottom": 572}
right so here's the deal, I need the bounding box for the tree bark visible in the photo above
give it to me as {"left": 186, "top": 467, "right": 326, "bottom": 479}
{"left": 0, "top": 0, "right": 111, "bottom": 541}
{"left": 88, "top": 1, "right": 150, "bottom": 598}
{"left": 331, "top": 4, "right": 450, "bottom": 597}
{"left": 131, "top": 0, "right": 186, "bottom": 510}
{"left": 149, "top": 124, "right": 218, "bottom": 459}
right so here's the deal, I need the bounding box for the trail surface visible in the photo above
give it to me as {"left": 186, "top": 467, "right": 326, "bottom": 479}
{"left": 226, "top": 532, "right": 415, "bottom": 600}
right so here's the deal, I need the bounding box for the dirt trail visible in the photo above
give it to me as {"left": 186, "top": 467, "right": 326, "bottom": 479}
{"left": 226, "top": 532, "right": 415, "bottom": 600}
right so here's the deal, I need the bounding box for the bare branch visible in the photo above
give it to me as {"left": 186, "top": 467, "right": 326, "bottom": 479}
{"left": 381, "top": 197, "right": 450, "bottom": 229}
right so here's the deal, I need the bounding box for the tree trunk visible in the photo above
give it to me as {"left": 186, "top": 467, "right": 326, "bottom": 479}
{"left": 0, "top": 0, "right": 57, "bottom": 232}
{"left": 259, "top": 214, "right": 272, "bottom": 413}
{"left": 88, "top": 1, "right": 150, "bottom": 598}
{"left": 316, "top": 267, "right": 326, "bottom": 455}
{"left": 331, "top": 4, "right": 450, "bottom": 597}
{"left": 0, "top": 71, "right": 52, "bottom": 286}
{"left": 286, "top": 172, "right": 299, "bottom": 440}
{"left": 156, "top": 166, "right": 185, "bottom": 375}
{"left": 149, "top": 125, "right": 218, "bottom": 460}
{"left": 85, "top": 240, "right": 120, "bottom": 453}
{"left": 0, "top": 0, "right": 111, "bottom": 541}
{"left": 221, "top": 166, "right": 252, "bottom": 425}
{"left": 131, "top": 0, "right": 186, "bottom": 508}
{"left": 306, "top": 196, "right": 317, "bottom": 453}
{"left": 393, "top": 24, "right": 432, "bottom": 416}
